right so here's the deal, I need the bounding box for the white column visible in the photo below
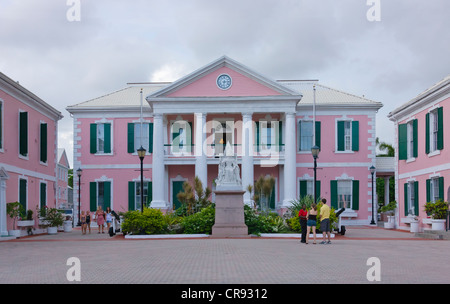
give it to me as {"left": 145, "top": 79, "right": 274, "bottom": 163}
{"left": 384, "top": 177, "right": 390, "bottom": 206}
{"left": 195, "top": 113, "right": 207, "bottom": 187}
{"left": 151, "top": 113, "right": 166, "bottom": 209}
{"left": 0, "top": 173, "right": 9, "bottom": 236}
{"left": 283, "top": 112, "right": 296, "bottom": 208}
{"left": 241, "top": 113, "right": 254, "bottom": 206}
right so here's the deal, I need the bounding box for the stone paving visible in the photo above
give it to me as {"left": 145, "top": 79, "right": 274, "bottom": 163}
{"left": 1, "top": 226, "right": 449, "bottom": 285}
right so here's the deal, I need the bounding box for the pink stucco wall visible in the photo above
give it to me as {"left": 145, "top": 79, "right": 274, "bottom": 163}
{"left": 0, "top": 88, "right": 59, "bottom": 230}
{"left": 397, "top": 96, "right": 450, "bottom": 230}
{"left": 167, "top": 67, "right": 283, "bottom": 97}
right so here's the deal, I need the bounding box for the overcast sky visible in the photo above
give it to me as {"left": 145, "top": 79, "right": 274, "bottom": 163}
{"left": 1, "top": 0, "right": 449, "bottom": 168}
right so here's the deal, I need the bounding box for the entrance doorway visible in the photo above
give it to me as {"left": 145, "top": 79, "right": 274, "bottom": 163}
{"left": 213, "top": 120, "right": 234, "bottom": 156}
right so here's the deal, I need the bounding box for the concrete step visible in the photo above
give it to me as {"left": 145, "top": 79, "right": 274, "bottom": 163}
{"left": 415, "top": 229, "right": 450, "bottom": 240}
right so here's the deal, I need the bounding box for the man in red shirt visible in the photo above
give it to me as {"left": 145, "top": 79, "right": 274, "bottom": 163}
{"left": 298, "top": 205, "right": 308, "bottom": 243}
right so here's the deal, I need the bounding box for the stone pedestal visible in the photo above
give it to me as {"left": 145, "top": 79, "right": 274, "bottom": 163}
{"left": 211, "top": 190, "right": 249, "bottom": 238}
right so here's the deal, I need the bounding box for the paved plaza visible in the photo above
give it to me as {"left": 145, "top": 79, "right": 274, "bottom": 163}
{"left": 1, "top": 226, "right": 449, "bottom": 285}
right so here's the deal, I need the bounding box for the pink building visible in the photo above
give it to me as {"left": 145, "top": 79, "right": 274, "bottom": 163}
{"left": 0, "top": 72, "right": 63, "bottom": 236}
{"left": 67, "top": 56, "right": 382, "bottom": 227}
{"left": 388, "top": 75, "right": 450, "bottom": 231}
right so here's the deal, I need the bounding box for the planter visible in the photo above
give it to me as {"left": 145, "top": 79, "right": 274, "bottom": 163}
{"left": 17, "top": 220, "right": 35, "bottom": 227}
{"left": 39, "top": 218, "right": 50, "bottom": 226}
{"left": 384, "top": 215, "right": 395, "bottom": 229}
{"left": 63, "top": 221, "right": 73, "bottom": 232}
{"left": 431, "top": 219, "right": 446, "bottom": 231}
{"left": 47, "top": 227, "right": 58, "bottom": 235}
{"left": 8, "top": 230, "right": 21, "bottom": 238}
{"left": 410, "top": 221, "right": 419, "bottom": 233}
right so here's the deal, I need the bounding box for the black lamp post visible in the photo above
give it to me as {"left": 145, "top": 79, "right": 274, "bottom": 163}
{"left": 137, "top": 146, "right": 146, "bottom": 213}
{"left": 370, "top": 165, "right": 376, "bottom": 225}
{"left": 76, "top": 168, "right": 82, "bottom": 226}
{"left": 311, "top": 145, "right": 320, "bottom": 204}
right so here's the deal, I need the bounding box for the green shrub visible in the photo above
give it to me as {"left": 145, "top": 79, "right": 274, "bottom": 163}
{"left": 121, "top": 208, "right": 167, "bottom": 235}
{"left": 181, "top": 205, "right": 215, "bottom": 234}
{"left": 244, "top": 205, "right": 289, "bottom": 235}
{"left": 287, "top": 216, "right": 302, "bottom": 232}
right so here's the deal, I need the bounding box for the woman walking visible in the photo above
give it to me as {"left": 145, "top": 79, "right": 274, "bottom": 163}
{"left": 305, "top": 203, "right": 318, "bottom": 244}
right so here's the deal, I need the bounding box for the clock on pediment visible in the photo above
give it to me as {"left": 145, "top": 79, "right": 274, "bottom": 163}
{"left": 216, "top": 74, "right": 232, "bottom": 90}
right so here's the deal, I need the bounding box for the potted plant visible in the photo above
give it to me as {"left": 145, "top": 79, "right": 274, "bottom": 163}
{"left": 6, "top": 202, "right": 24, "bottom": 237}
{"left": 44, "top": 208, "right": 65, "bottom": 235}
{"left": 380, "top": 201, "right": 397, "bottom": 229}
{"left": 17, "top": 209, "right": 35, "bottom": 227}
{"left": 37, "top": 205, "right": 50, "bottom": 226}
{"left": 424, "top": 199, "right": 449, "bottom": 231}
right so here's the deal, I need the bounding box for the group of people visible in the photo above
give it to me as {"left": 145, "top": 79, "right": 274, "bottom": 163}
{"left": 79, "top": 206, "right": 114, "bottom": 235}
{"left": 298, "top": 198, "right": 332, "bottom": 244}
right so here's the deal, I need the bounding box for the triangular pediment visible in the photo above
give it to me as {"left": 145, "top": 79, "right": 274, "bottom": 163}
{"left": 148, "top": 56, "right": 299, "bottom": 99}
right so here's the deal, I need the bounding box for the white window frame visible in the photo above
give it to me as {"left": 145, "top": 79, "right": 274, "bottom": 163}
{"left": 337, "top": 180, "right": 353, "bottom": 210}
{"left": 299, "top": 120, "right": 314, "bottom": 152}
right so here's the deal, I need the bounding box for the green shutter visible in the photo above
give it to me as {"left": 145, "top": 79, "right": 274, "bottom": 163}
{"left": 398, "top": 124, "right": 407, "bottom": 160}
{"left": 297, "top": 121, "right": 302, "bottom": 151}
{"left": 90, "top": 182, "right": 97, "bottom": 212}
{"left": 104, "top": 123, "right": 111, "bottom": 153}
{"left": 19, "top": 179, "right": 27, "bottom": 211}
{"left": 172, "top": 181, "right": 184, "bottom": 210}
{"left": 439, "top": 177, "right": 444, "bottom": 200}
{"left": 278, "top": 121, "right": 283, "bottom": 152}
{"left": 127, "top": 123, "right": 135, "bottom": 153}
{"left": 352, "top": 180, "right": 359, "bottom": 210}
{"left": 149, "top": 123, "right": 153, "bottom": 153}
{"left": 330, "top": 180, "right": 338, "bottom": 209}
{"left": 19, "top": 112, "right": 28, "bottom": 156}
{"left": 315, "top": 180, "right": 321, "bottom": 202}
{"left": 90, "top": 124, "right": 97, "bottom": 154}
{"left": 425, "top": 113, "right": 430, "bottom": 154}
{"left": 337, "top": 121, "right": 345, "bottom": 151}
{"left": 0, "top": 103, "right": 2, "bottom": 149}
{"left": 128, "top": 182, "right": 135, "bottom": 211}
{"left": 315, "top": 121, "right": 321, "bottom": 150}
{"left": 412, "top": 119, "right": 418, "bottom": 158}
{"left": 437, "top": 107, "right": 444, "bottom": 150}
{"left": 187, "top": 122, "right": 193, "bottom": 153}
{"left": 299, "top": 180, "right": 307, "bottom": 199}
{"left": 40, "top": 183, "right": 46, "bottom": 209}
{"left": 352, "top": 121, "right": 359, "bottom": 151}
{"left": 255, "top": 121, "right": 260, "bottom": 152}
{"left": 404, "top": 183, "right": 409, "bottom": 216}
{"left": 414, "top": 181, "right": 419, "bottom": 216}
{"left": 426, "top": 179, "right": 431, "bottom": 203}
{"left": 103, "top": 181, "right": 111, "bottom": 209}
{"left": 172, "top": 122, "right": 180, "bottom": 153}
{"left": 40, "top": 123, "right": 47, "bottom": 163}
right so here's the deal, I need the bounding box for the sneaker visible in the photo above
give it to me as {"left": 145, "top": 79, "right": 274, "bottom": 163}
{"left": 320, "top": 241, "right": 326, "bottom": 244}
{"left": 327, "top": 241, "right": 331, "bottom": 244}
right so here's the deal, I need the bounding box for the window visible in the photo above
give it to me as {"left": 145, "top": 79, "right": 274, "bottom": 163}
{"left": 404, "top": 181, "right": 418, "bottom": 216}
{"left": 127, "top": 122, "right": 153, "bottom": 153}
{"left": 426, "top": 107, "right": 443, "bottom": 154}
{"left": 398, "top": 120, "right": 417, "bottom": 160}
{"left": 89, "top": 181, "right": 111, "bottom": 211}
{"left": 299, "top": 180, "right": 320, "bottom": 200}
{"left": 299, "top": 121, "right": 313, "bottom": 151}
{"left": 90, "top": 123, "right": 111, "bottom": 154}
{"left": 19, "top": 111, "right": 28, "bottom": 157}
{"left": 256, "top": 120, "right": 282, "bottom": 152}
{"left": 427, "top": 177, "right": 444, "bottom": 203}
{"left": 337, "top": 120, "right": 359, "bottom": 152}
{"left": 330, "top": 180, "right": 359, "bottom": 210}
{"left": 128, "top": 181, "right": 152, "bottom": 211}
{"left": 172, "top": 121, "right": 192, "bottom": 154}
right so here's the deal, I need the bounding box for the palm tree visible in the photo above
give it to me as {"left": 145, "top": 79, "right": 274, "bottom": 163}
{"left": 376, "top": 137, "right": 394, "bottom": 157}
